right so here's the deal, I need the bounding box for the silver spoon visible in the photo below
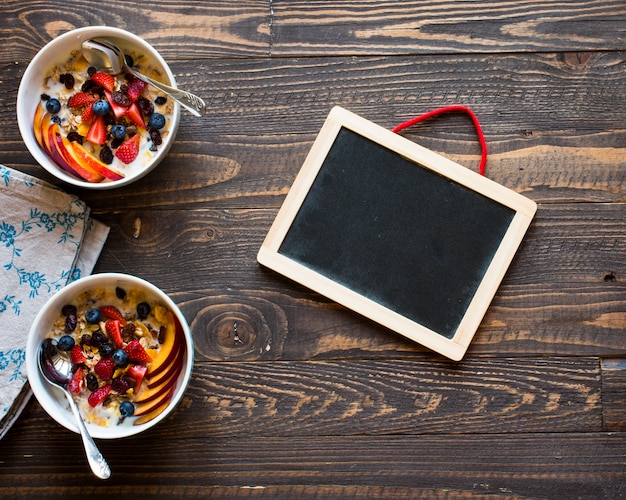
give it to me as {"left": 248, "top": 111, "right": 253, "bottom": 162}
{"left": 38, "top": 339, "right": 111, "bottom": 479}
{"left": 81, "top": 38, "right": 206, "bottom": 117}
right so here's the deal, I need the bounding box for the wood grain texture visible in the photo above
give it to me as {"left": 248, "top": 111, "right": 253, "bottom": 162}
{"left": 3, "top": 52, "right": 624, "bottom": 207}
{"left": 80, "top": 204, "right": 625, "bottom": 358}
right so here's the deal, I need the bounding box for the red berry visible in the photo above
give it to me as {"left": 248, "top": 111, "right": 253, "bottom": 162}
{"left": 88, "top": 384, "right": 111, "bottom": 407}
{"left": 127, "top": 364, "right": 148, "bottom": 389}
{"left": 86, "top": 115, "right": 107, "bottom": 145}
{"left": 126, "top": 77, "right": 146, "bottom": 102}
{"left": 94, "top": 357, "right": 115, "bottom": 380}
{"left": 91, "top": 71, "right": 115, "bottom": 93}
{"left": 81, "top": 103, "right": 95, "bottom": 123}
{"left": 123, "top": 339, "right": 152, "bottom": 364}
{"left": 105, "top": 319, "right": 124, "bottom": 349}
{"left": 111, "top": 378, "right": 130, "bottom": 393}
{"left": 68, "top": 92, "right": 96, "bottom": 108}
{"left": 100, "top": 305, "right": 126, "bottom": 324}
{"left": 70, "top": 344, "right": 86, "bottom": 364}
{"left": 126, "top": 102, "right": 146, "bottom": 128}
{"left": 68, "top": 367, "right": 85, "bottom": 394}
{"left": 115, "top": 134, "right": 140, "bottom": 164}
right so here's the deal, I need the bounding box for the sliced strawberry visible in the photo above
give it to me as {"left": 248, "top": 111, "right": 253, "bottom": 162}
{"left": 126, "top": 77, "right": 146, "bottom": 102}
{"left": 91, "top": 71, "right": 115, "bottom": 93}
{"left": 105, "top": 319, "right": 124, "bottom": 349}
{"left": 86, "top": 115, "right": 107, "bottom": 145}
{"left": 127, "top": 364, "right": 148, "bottom": 390}
{"left": 104, "top": 90, "right": 129, "bottom": 118}
{"left": 68, "top": 92, "right": 96, "bottom": 108}
{"left": 88, "top": 384, "right": 111, "bottom": 407}
{"left": 126, "top": 102, "right": 146, "bottom": 128}
{"left": 100, "top": 305, "right": 126, "bottom": 324}
{"left": 94, "top": 357, "right": 115, "bottom": 380}
{"left": 123, "top": 339, "right": 152, "bottom": 364}
{"left": 68, "top": 367, "right": 85, "bottom": 394}
{"left": 115, "top": 134, "right": 140, "bottom": 164}
{"left": 70, "top": 344, "right": 86, "bottom": 365}
{"left": 81, "top": 103, "right": 95, "bottom": 123}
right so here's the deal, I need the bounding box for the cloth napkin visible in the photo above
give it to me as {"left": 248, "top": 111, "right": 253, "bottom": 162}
{"left": 0, "top": 165, "right": 109, "bottom": 439}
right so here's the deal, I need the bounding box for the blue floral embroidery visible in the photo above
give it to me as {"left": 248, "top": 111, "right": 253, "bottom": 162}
{"left": 0, "top": 349, "right": 26, "bottom": 383}
{"left": 0, "top": 166, "right": 87, "bottom": 312}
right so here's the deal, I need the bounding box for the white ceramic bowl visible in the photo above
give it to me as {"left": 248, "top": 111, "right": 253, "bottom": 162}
{"left": 26, "top": 273, "right": 193, "bottom": 439}
{"left": 17, "top": 26, "right": 180, "bottom": 189}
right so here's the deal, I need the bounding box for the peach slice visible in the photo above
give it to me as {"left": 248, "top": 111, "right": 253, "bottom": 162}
{"left": 51, "top": 124, "right": 104, "bottom": 183}
{"left": 42, "top": 120, "right": 83, "bottom": 179}
{"left": 69, "top": 142, "right": 125, "bottom": 181}
{"left": 133, "top": 383, "right": 176, "bottom": 417}
{"left": 146, "top": 348, "right": 184, "bottom": 389}
{"left": 33, "top": 102, "right": 46, "bottom": 147}
{"left": 133, "top": 386, "right": 176, "bottom": 425}
{"left": 134, "top": 360, "right": 182, "bottom": 404}
{"left": 146, "top": 313, "right": 183, "bottom": 378}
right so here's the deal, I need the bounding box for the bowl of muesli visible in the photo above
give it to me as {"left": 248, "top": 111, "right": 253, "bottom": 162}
{"left": 26, "top": 273, "right": 193, "bottom": 439}
{"left": 17, "top": 26, "right": 181, "bottom": 189}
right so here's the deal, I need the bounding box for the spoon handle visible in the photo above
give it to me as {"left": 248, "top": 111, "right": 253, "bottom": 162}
{"left": 128, "top": 67, "right": 206, "bottom": 117}
{"left": 64, "top": 390, "right": 111, "bottom": 479}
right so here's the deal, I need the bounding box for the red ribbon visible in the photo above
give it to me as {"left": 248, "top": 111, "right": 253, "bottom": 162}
{"left": 392, "top": 105, "right": 488, "bottom": 176}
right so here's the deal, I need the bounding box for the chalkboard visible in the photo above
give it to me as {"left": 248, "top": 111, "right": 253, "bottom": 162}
{"left": 258, "top": 107, "right": 536, "bottom": 360}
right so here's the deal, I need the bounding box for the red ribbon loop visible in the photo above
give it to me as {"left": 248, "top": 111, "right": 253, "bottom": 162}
{"left": 392, "top": 105, "right": 488, "bottom": 176}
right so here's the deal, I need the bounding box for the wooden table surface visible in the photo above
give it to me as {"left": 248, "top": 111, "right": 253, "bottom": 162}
{"left": 1, "top": 1, "right": 625, "bottom": 498}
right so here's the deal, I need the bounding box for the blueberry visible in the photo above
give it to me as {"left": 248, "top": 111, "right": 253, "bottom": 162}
{"left": 56, "top": 335, "right": 75, "bottom": 351}
{"left": 111, "top": 124, "right": 126, "bottom": 140}
{"left": 136, "top": 302, "right": 151, "bottom": 320}
{"left": 91, "top": 330, "right": 106, "bottom": 347}
{"left": 92, "top": 99, "right": 110, "bottom": 116}
{"left": 99, "top": 342, "right": 114, "bottom": 358}
{"left": 119, "top": 401, "right": 135, "bottom": 417}
{"left": 85, "top": 307, "right": 101, "bottom": 324}
{"left": 113, "top": 349, "right": 129, "bottom": 366}
{"left": 46, "top": 98, "right": 61, "bottom": 114}
{"left": 148, "top": 112, "right": 166, "bottom": 130}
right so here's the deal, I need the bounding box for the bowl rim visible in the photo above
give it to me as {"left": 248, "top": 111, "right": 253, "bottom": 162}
{"left": 17, "top": 26, "right": 181, "bottom": 190}
{"left": 25, "top": 272, "right": 193, "bottom": 439}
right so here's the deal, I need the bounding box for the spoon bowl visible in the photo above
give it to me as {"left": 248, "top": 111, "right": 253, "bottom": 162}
{"left": 38, "top": 339, "right": 111, "bottom": 479}
{"left": 82, "top": 38, "right": 206, "bottom": 116}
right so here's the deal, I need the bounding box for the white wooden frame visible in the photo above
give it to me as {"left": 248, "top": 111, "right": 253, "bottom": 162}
{"left": 257, "top": 106, "right": 537, "bottom": 360}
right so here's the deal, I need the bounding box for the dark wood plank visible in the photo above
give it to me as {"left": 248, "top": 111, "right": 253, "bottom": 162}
{"left": 3, "top": 1, "right": 625, "bottom": 63}
{"left": 3, "top": 52, "right": 624, "bottom": 208}
{"left": 81, "top": 202, "right": 625, "bottom": 359}
{"left": 1, "top": 431, "right": 625, "bottom": 499}
{"left": 602, "top": 358, "right": 626, "bottom": 432}
{"left": 271, "top": 0, "right": 626, "bottom": 56}
{"left": 0, "top": 1, "right": 270, "bottom": 62}
{"left": 1, "top": 358, "right": 602, "bottom": 440}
